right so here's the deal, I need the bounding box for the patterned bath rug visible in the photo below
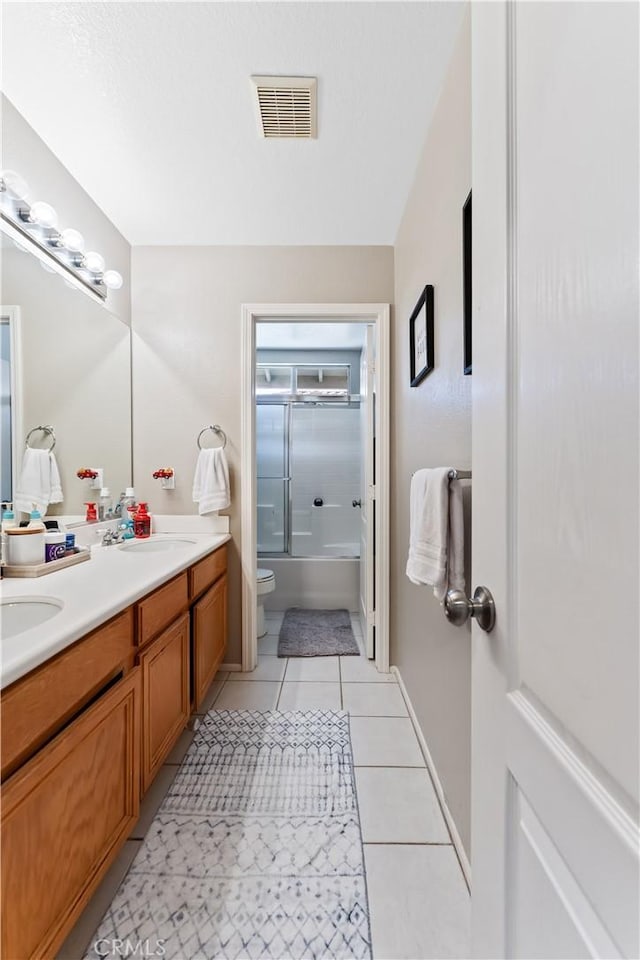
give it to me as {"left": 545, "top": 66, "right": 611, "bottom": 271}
{"left": 278, "top": 608, "right": 360, "bottom": 658}
{"left": 85, "top": 710, "right": 372, "bottom": 960}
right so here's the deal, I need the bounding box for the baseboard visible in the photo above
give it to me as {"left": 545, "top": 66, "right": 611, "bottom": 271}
{"left": 392, "top": 665, "right": 472, "bottom": 891}
{"left": 220, "top": 662, "right": 242, "bottom": 672}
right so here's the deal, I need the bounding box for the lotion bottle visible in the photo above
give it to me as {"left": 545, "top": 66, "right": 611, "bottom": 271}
{"left": 1, "top": 507, "right": 18, "bottom": 565}
{"left": 27, "top": 507, "right": 46, "bottom": 530}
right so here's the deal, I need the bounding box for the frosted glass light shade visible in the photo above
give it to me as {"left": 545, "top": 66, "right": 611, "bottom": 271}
{"left": 30, "top": 201, "right": 58, "bottom": 229}
{"left": 103, "top": 269, "right": 123, "bottom": 290}
{"left": 83, "top": 251, "right": 105, "bottom": 273}
{"left": 1, "top": 169, "right": 29, "bottom": 200}
{"left": 61, "top": 228, "right": 85, "bottom": 253}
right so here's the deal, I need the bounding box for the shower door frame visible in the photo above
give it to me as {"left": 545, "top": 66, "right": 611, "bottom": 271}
{"left": 257, "top": 391, "right": 362, "bottom": 560}
{"left": 240, "top": 303, "right": 390, "bottom": 674}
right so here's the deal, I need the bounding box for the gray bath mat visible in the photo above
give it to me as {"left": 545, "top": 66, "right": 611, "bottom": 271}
{"left": 85, "top": 710, "right": 371, "bottom": 959}
{"left": 278, "top": 607, "right": 360, "bottom": 657}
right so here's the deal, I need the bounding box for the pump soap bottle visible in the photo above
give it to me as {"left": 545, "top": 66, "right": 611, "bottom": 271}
{"left": 134, "top": 503, "right": 151, "bottom": 539}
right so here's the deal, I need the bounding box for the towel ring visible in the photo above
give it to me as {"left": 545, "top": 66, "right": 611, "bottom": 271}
{"left": 197, "top": 424, "right": 227, "bottom": 450}
{"left": 25, "top": 425, "right": 56, "bottom": 452}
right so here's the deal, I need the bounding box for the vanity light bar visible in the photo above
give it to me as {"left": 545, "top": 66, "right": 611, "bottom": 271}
{"left": 0, "top": 170, "right": 123, "bottom": 302}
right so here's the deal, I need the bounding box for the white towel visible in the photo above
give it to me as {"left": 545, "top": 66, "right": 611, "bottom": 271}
{"left": 14, "top": 448, "right": 64, "bottom": 516}
{"left": 192, "top": 447, "right": 230, "bottom": 514}
{"left": 406, "top": 467, "right": 465, "bottom": 601}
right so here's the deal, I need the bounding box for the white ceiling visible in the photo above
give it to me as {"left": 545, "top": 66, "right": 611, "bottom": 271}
{"left": 1, "top": 1, "right": 465, "bottom": 246}
{"left": 256, "top": 322, "right": 366, "bottom": 350}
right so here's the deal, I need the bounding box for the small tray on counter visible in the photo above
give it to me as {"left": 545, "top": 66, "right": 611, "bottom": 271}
{"left": 2, "top": 546, "right": 91, "bottom": 578}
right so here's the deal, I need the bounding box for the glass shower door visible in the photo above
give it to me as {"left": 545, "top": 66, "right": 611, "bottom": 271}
{"left": 290, "top": 405, "right": 360, "bottom": 557}
{"left": 256, "top": 404, "right": 287, "bottom": 553}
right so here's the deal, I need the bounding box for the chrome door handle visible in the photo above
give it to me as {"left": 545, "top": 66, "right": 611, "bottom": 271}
{"left": 444, "top": 586, "right": 496, "bottom": 633}
{"left": 352, "top": 499, "right": 362, "bottom": 508}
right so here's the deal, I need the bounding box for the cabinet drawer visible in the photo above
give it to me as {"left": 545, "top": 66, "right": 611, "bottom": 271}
{"left": 136, "top": 572, "right": 188, "bottom": 648}
{"left": 139, "top": 613, "right": 190, "bottom": 792}
{"left": 189, "top": 545, "right": 227, "bottom": 600}
{"left": 1, "top": 668, "right": 141, "bottom": 960}
{"left": 1, "top": 608, "right": 134, "bottom": 781}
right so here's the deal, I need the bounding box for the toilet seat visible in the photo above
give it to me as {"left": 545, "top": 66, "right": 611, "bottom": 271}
{"left": 257, "top": 568, "right": 275, "bottom": 583}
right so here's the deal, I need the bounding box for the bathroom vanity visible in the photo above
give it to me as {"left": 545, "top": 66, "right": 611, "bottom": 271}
{"left": 0, "top": 534, "right": 229, "bottom": 959}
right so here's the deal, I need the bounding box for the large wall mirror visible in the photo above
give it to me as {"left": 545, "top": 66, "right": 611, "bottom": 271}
{"left": 1, "top": 230, "right": 132, "bottom": 518}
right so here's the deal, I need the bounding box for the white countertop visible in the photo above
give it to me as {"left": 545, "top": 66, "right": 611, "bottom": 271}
{"left": 0, "top": 531, "right": 231, "bottom": 689}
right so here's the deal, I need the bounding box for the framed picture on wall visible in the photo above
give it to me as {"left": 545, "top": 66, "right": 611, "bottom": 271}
{"left": 409, "top": 284, "right": 434, "bottom": 387}
{"left": 463, "top": 190, "right": 472, "bottom": 375}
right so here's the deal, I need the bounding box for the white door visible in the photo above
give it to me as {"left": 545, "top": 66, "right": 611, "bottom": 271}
{"left": 360, "top": 325, "right": 375, "bottom": 658}
{"left": 472, "top": 4, "right": 639, "bottom": 958}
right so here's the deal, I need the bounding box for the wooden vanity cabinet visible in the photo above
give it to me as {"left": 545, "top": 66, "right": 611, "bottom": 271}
{"left": 139, "top": 612, "right": 190, "bottom": 791}
{"left": 1, "top": 608, "right": 134, "bottom": 781}
{"left": 136, "top": 571, "right": 188, "bottom": 648}
{"left": 1, "top": 668, "right": 141, "bottom": 960}
{"left": 192, "top": 573, "right": 228, "bottom": 710}
{"left": 1, "top": 540, "right": 227, "bottom": 958}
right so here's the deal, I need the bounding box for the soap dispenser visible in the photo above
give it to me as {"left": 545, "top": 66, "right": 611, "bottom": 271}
{"left": 98, "top": 487, "right": 112, "bottom": 521}
{"left": 27, "top": 507, "right": 46, "bottom": 530}
{"left": 1, "top": 507, "right": 17, "bottom": 565}
{"left": 133, "top": 502, "right": 151, "bottom": 539}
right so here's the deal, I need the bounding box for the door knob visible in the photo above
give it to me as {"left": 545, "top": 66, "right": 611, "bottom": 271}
{"left": 352, "top": 499, "right": 362, "bottom": 508}
{"left": 313, "top": 497, "right": 324, "bottom": 507}
{"left": 444, "top": 586, "right": 496, "bottom": 633}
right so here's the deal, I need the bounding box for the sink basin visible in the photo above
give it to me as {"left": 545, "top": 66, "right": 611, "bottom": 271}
{"left": 1, "top": 597, "right": 64, "bottom": 640}
{"left": 119, "top": 538, "right": 197, "bottom": 554}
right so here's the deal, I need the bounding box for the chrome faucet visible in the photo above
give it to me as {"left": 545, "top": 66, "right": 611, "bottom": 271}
{"left": 97, "top": 526, "right": 126, "bottom": 547}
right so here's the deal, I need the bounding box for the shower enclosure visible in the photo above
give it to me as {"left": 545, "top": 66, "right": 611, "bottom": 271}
{"left": 256, "top": 363, "right": 362, "bottom": 610}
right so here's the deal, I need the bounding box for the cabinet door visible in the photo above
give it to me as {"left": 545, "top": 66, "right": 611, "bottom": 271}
{"left": 193, "top": 574, "right": 227, "bottom": 710}
{"left": 140, "top": 613, "right": 190, "bottom": 792}
{"left": 1, "top": 668, "right": 141, "bottom": 960}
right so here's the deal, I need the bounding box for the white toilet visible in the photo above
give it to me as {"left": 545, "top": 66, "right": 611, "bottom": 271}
{"left": 256, "top": 568, "right": 276, "bottom": 638}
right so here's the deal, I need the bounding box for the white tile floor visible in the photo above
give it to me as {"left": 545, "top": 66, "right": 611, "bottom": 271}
{"left": 57, "top": 612, "right": 470, "bottom": 960}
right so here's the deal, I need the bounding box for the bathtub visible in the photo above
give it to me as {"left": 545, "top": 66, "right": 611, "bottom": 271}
{"left": 259, "top": 557, "right": 360, "bottom": 612}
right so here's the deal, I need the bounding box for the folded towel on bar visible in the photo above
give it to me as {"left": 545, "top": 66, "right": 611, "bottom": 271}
{"left": 192, "top": 446, "right": 230, "bottom": 514}
{"left": 406, "top": 467, "right": 465, "bottom": 601}
{"left": 14, "top": 447, "right": 64, "bottom": 516}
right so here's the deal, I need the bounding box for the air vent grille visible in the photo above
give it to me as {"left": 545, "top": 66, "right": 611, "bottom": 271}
{"left": 252, "top": 76, "right": 317, "bottom": 139}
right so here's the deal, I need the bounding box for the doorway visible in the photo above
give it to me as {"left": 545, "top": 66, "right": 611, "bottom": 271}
{"left": 240, "top": 303, "right": 390, "bottom": 673}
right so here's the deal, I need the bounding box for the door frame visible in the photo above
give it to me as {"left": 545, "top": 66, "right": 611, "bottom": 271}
{"left": 240, "top": 302, "right": 390, "bottom": 673}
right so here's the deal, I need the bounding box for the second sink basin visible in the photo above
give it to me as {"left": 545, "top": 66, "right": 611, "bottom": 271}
{"left": 1, "top": 597, "right": 64, "bottom": 640}
{"left": 119, "top": 538, "right": 197, "bottom": 554}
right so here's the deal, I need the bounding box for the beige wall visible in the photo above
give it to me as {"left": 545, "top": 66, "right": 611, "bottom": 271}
{"left": 391, "top": 14, "right": 472, "bottom": 854}
{"left": 131, "top": 245, "right": 394, "bottom": 663}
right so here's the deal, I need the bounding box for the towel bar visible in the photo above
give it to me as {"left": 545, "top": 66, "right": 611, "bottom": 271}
{"left": 411, "top": 468, "right": 472, "bottom": 480}
{"left": 25, "top": 425, "right": 56, "bottom": 452}
{"left": 197, "top": 424, "right": 227, "bottom": 450}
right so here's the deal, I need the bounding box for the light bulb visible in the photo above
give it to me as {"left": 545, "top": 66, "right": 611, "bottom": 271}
{"left": 83, "top": 251, "right": 105, "bottom": 273}
{"left": 30, "top": 201, "right": 58, "bottom": 229}
{"left": 103, "top": 269, "right": 123, "bottom": 290}
{"left": 61, "top": 228, "right": 85, "bottom": 253}
{"left": 1, "top": 169, "right": 29, "bottom": 200}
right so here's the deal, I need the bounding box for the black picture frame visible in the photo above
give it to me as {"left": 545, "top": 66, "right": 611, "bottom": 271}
{"left": 463, "top": 190, "right": 472, "bottom": 375}
{"left": 409, "top": 284, "right": 434, "bottom": 387}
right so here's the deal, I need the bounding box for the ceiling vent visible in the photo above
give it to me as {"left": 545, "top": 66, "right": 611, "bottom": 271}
{"left": 251, "top": 76, "right": 317, "bottom": 139}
